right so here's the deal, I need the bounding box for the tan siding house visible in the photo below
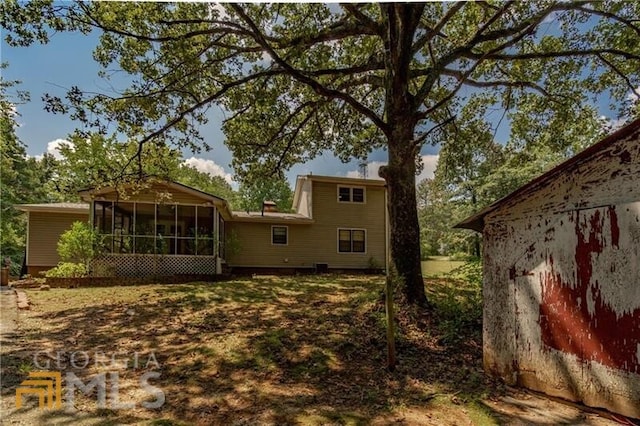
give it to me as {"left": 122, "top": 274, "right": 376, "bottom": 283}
{"left": 18, "top": 175, "right": 388, "bottom": 276}
{"left": 20, "top": 204, "right": 89, "bottom": 276}
{"left": 227, "top": 176, "right": 386, "bottom": 271}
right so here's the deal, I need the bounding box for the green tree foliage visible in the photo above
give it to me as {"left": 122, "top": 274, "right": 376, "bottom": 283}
{"left": 53, "top": 132, "right": 184, "bottom": 198}
{"left": 2, "top": 2, "right": 639, "bottom": 305}
{"left": 53, "top": 132, "right": 236, "bottom": 201}
{"left": 420, "top": 106, "right": 611, "bottom": 257}
{"left": 237, "top": 178, "right": 294, "bottom": 213}
{"left": 174, "top": 163, "right": 236, "bottom": 205}
{"left": 56, "top": 221, "right": 98, "bottom": 269}
{"left": 44, "top": 261, "right": 87, "bottom": 278}
{"left": 417, "top": 178, "right": 474, "bottom": 257}
{"left": 0, "top": 70, "right": 59, "bottom": 274}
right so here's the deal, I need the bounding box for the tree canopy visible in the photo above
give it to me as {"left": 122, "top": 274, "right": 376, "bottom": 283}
{"left": 237, "top": 178, "right": 294, "bottom": 213}
{"left": 51, "top": 132, "right": 237, "bottom": 202}
{"left": 2, "top": 1, "right": 639, "bottom": 305}
{"left": 0, "top": 72, "right": 60, "bottom": 273}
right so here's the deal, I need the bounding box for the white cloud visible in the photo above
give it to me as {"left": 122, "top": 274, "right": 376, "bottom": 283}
{"left": 34, "top": 138, "right": 71, "bottom": 160}
{"left": 183, "top": 156, "right": 234, "bottom": 184}
{"left": 417, "top": 154, "right": 439, "bottom": 182}
{"left": 346, "top": 154, "right": 439, "bottom": 183}
{"left": 599, "top": 115, "right": 626, "bottom": 132}
{"left": 627, "top": 86, "right": 640, "bottom": 103}
{"left": 346, "top": 161, "right": 386, "bottom": 180}
{"left": 208, "top": 3, "right": 229, "bottom": 20}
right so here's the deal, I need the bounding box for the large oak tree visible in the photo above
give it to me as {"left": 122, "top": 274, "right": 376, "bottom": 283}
{"left": 2, "top": 1, "right": 639, "bottom": 305}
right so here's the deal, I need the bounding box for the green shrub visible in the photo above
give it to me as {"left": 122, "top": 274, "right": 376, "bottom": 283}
{"left": 45, "top": 262, "right": 87, "bottom": 278}
{"left": 448, "top": 252, "right": 479, "bottom": 262}
{"left": 57, "top": 221, "right": 102, "bottom": 270}
{"left": 446, "top": 260, "right": 483, "bottom": 287}
{"left": 435, "top": 260, "right": 483, "bottom": 343}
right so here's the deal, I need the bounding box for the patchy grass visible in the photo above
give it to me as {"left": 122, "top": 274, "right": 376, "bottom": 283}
{"left": 2, "top": 274, "right": 604, "bottom": 425}
{"left": 421, "top": 257, "right": 466, "bottom": 276}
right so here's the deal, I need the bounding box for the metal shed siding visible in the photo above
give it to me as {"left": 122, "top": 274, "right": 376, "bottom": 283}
{"left": 482, "top": 132, "right": 640, "bottom": 418}
{"left": 27, "top": 212, "right": 90, "bottom": 268}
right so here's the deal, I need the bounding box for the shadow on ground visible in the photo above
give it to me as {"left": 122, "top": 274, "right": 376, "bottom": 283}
{"left": 0, "top": 275, "right": 618, "bottom": 425}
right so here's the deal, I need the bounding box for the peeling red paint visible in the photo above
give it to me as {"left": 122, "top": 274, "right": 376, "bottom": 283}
{"left": 539, "top": 207, "right": 640, "bottom": 374}
{"left": 609, "top": 207, "right": 620, "bottom": 249}
{"left": 620, "top": 150, "right": 631, "bottom": 164}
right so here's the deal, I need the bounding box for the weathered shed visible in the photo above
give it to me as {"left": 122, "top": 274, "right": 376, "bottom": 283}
{"left": 457, "top": 119, "right": 640, "bottom": 418}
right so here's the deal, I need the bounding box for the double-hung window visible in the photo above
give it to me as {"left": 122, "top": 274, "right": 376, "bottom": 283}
{"left": 338, "top": 229, "right": 366, "bottom": 253}
{"left": 337, "top": 186, "right": 365, "bottom": 203}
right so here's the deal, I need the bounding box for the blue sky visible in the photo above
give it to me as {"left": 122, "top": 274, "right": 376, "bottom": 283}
{"left": 1, "top": 29, "right": 440, "bottom": 187}
{"left": 3, "top": 15, "right": 634, "bottom": 187}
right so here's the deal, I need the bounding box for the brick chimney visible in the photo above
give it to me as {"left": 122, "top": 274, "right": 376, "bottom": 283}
{"left": 261, "top": 200, "right": 277, "bottom": 216}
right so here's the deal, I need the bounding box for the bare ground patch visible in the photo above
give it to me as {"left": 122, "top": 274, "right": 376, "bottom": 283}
{"left": 0, "top": 276, "right": 619, "bottom": 425}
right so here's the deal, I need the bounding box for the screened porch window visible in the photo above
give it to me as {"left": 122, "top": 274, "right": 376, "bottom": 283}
{"left": 93, "top": 201, "right": 217, "bottom": 256}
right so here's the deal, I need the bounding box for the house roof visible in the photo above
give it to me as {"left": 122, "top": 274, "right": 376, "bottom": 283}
{"left": 78, "top": 179, "right": 227, "bottom": 203}
{"left": 300, "top": 174, "right": 386, "bottom": 187}
{"left": 231, "top": 211, "right": 314, "bottom": 224}
{"left": 455, "top": 118, "right": 640, "bottom": 232}
{"left": 15, "top": 203, "right": 90, "bottom": 214}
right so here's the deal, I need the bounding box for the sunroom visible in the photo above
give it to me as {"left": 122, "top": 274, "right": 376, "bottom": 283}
{"left": 79, "top": 180, "right": 231, "bottom": 277}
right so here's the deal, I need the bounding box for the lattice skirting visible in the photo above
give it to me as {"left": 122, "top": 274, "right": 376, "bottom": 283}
{"left": 91, "top": 254, "right": 218, "bottom": 277}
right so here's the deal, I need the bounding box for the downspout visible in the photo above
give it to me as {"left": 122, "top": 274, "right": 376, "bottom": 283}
{"left": 25, "top": 211, "right": 30, "bottom": 275}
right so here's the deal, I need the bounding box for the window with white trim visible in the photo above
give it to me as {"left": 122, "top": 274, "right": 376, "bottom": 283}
{"left": 337, "top": 186, "right": 365, "bottom": 203}
{"left": 272, "top": 226, "right": 288, "bottom": 245}
{"left": 338, "top": 228, "right": 366, "bottom": 253}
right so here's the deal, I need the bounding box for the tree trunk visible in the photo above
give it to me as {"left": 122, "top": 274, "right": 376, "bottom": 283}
{"left": 378, "top": 3, "right": 428, "bottom": 307}
{"left": 379, "top": 125, "right": 429, "bottom": 307}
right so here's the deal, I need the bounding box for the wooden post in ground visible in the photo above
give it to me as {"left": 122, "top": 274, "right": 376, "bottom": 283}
{"left": 385, "top": 275, "right": 397, "bottom": 370}
{"left": 383, "top": 183, "right": 397, "bottom": 371}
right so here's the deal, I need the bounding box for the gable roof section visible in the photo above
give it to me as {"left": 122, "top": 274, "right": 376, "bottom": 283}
{"left": 78, "top": 179, "right": 227, "bottom": 203}
{"left": 16, "top": 203, "right": 90, "bottom": 214}
{"left": 456, "top": 118, "right": 640, "bottom": 232}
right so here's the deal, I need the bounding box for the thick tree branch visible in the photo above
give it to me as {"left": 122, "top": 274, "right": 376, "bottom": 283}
{"left": 442, "top": 69, "right": 554, "bottom": 98}
{"left": 411, "top": 2, "right": 464, "bottom": 54}
{"left": 596, "top": 53, "right": 640, "bottom": 97}
{"left": 341, "top": 4, "right": 383, "bottom": 35}
{"left": 230, "top": 4, "right": 387, "bottom": 132}
{"left": 413, "top": 115, "right": 456, "bottom": 146}
{"left": 574, "top": 5, "right": 640, "bottom": 36}
{"left": 475, "top": 48, "right": 640, "bottom": 61}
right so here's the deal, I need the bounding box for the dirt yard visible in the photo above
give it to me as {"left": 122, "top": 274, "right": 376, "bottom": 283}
{"left": 0, "top": 276, "right": 623, "bottom": 425}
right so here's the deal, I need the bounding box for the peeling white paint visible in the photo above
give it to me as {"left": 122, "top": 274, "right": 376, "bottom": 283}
{"left": 481, "top": 131, "right": 640, "bottom": 419}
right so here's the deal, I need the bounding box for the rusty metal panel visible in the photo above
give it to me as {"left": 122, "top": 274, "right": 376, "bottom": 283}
{"left": 482, "top": 133, "right": 640, "bottom": 418}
